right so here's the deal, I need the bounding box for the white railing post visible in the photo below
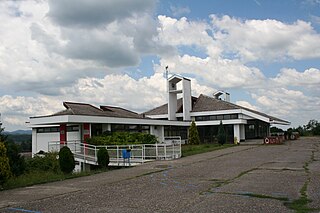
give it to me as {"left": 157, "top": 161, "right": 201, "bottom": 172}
{"left": 156, "top": 143, "right": 158, "bottom": 159}
{"left": 164, "top": 144, "right": 167, "bottom": 160}
{"left": 117, "top": 146, "right": 119, "bottom": 166}
{"left": 173, "top": 141, "right": 175, "bottom": 159}
{"left": 142, "top": 145, "right": 145, "bottom": 163}
{"left": 95, "top": 146, "right": 97, "bottom": 162}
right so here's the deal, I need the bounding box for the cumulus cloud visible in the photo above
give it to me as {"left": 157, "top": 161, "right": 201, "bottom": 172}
{"left": 0, "top": 72, "right": 214, "bottom": 130}
{"left": 0, "top": 0, "right": 319, "bottom": 131}
{"left": 48, "top": 0, "right": 155, "bottom": 28}
{"left": 272, "top": 68, "right": 320, "bottom": 88}
{"left": 236, "top": 101, "right": 260, "bottom": 111}
{"left": 210, "top": 15, "right": 320, "bottom": 61}
{"left": 251, "top": 87, "right": 320, "bottom": 126}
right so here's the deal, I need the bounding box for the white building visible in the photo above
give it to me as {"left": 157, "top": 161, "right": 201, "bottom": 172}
{"left": 29, "top": 75, "right": 290, "bottom": 155}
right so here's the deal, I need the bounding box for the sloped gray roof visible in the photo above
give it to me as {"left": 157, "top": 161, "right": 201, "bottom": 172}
{"left": 191, "top": 94, "right": 239, "bottom": 112}
{"left": 50, "top": 102, "right": 142, "bottom": 119}
{"left": 144, "top": 94, "right": 289, "bottom": 124}
{"left": 143, "top": 98, "right": 183, "bottom": 115}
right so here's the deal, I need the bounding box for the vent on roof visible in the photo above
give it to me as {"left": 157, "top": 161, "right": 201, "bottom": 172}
{"left": 213, "top": 91, "right": 230, "bottom": 102}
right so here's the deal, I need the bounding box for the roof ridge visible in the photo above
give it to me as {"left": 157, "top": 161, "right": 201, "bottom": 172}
{"left": 101, "top": 105, "right": 139, "bottom": 114}
{"left": 63, "top": 101, "right": 103, "bottom": 112}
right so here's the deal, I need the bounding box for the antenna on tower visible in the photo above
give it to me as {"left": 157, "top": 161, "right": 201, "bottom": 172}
{"left": 0, "top": 113, "right": 2, "bottom": 129}
{"left": 165, "top": 65, "right": 169, "bottom": 79}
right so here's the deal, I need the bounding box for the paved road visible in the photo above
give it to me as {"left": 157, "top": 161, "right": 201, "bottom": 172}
{"left": 1, "top": 137, "right": 319, "bottom": 213}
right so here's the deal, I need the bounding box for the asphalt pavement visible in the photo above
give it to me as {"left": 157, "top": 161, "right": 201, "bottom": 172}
{"left": 0, "top": 137, "right": 319, "bottom": 213}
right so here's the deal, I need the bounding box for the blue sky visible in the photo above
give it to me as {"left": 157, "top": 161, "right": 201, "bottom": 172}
{"left": 0, "top": 0, "right": 319, "bottom": 130}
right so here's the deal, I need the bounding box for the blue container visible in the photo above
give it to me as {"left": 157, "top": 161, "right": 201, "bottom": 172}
{"left": 122, "top": 149, "right": 131, "bottom": 159}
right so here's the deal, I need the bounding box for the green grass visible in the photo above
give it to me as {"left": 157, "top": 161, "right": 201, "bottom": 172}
{"left": 182, "top": 143, "right": 235, "bottom": 157}
{"left": 1, "top": 169, "right": 108, "bottom": 190}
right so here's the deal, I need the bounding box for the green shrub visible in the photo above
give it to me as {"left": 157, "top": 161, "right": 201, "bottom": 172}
{"left": 87, "top": 132, "right": 158, "bottom": 146}
{"left": 97, "top": 147, "right": 109, "bottom": 168}
{"left": 189, "top": 121, "right": 200, "bottom": 145}
{"left": 26, "top": 152, "right": 60, "bottom": 173}
{"left": 0, "top": 142, "right": 11, "bottom": 186}
{"left": 5, "top": 141, "right": 26, "bottom": 177}
{"left": 217, "top": 121, "right": 226, "bottom": 145}
{"left": 59, "top": 146, "right": 75, "bottom": 174}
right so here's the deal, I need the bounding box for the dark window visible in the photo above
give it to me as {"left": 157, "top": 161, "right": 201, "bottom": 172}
{"left": 37, "top": 127, "right": 59, "bottom": 133}
{"left": 67, "top": 125, "right": 79, "bottom": 132}
{"left": 224, "top": 114, "right": 231, "bottom": 120}
{"left": 230, "top": 114, "right": 238, "bottom": 119}
{"left": 216, "top": 115, "right": 223, "bottom": 120}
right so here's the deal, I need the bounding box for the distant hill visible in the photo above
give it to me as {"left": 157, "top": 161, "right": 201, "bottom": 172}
{"left": 4, "top": 130, "right": 32, "bottom": 135}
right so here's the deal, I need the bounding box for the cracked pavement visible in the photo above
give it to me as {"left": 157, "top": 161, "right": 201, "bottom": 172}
{"left": 0, "top": 137, "right": 319, "bottom": 212}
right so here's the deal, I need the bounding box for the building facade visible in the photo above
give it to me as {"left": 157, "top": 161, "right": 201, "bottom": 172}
{"left": 29, "top": 75, "right": 290, "bottom": 155}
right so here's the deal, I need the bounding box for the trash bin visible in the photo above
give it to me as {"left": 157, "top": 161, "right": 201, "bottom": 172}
{"left": 122, "top": 148, "right": 131, "bottom": 166}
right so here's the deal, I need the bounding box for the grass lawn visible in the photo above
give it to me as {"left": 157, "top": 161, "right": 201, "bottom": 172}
{"left": 182, "top": 143, "right": 235, "bottom": 157}
{"left": 1, "top": 169, "right": 110, "bottom": 191}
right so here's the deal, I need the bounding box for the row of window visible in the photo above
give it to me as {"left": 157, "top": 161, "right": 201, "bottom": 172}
{"left": 37, "top": 125, "right": 79, "bottom": 133}
{"left": 195, "top": 114, "right": 238, "bottom": 121}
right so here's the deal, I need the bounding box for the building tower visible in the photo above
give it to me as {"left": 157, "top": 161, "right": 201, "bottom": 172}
{"left": 167, "top": 75, "right": 192, "bottom": 121}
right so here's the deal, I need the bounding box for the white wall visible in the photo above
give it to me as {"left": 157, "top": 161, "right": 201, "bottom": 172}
{"left": 67, "top": 131, "right": 81, "bottom": 141}
{"left": 34, "top": 132, "right": 59, "bottom": 154}
{"left": 150, "top": 125, "right": 164, "bottom": 142}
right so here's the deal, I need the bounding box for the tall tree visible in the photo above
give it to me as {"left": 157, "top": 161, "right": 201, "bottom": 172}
{"left": 189, "top": 121, "right": 200, "bottom": 145}
{"left": 0, "top": 141, "right": 11, "bottom": 186}
{"left": 0, "top": 126, "right": 25, "bottom": 176}
{"left": 217, "top": 121, "right": 226, "bottom": 145}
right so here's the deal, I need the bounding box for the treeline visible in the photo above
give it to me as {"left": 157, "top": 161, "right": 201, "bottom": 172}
{"left": 5, "top": 134, "right": 31, "bottom": 152}
{"left": 271, "top": 119, "right": 320, "bottom": 136}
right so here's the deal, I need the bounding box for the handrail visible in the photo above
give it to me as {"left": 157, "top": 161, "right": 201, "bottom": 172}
{"left": 48, "top": 139, "right": 182, "bottom": 167}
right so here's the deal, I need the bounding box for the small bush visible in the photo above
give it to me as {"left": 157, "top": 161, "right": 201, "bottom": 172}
{"left": 217, "top": 121, "right": 226, "bottom": 145}
{"left": 97, "top": 147, "right": 109, "bottom": 168}
{"left": 59, "top": 146, "right": 75, "bottom": 174}
{"left": 189, "top": 121, "right": 200, "bottom": 145}
{"left": 0, "top": 142, "right": 11, "bottom": 186}
{"left": 26, "top": 152, "right": 60, "bottom": 173}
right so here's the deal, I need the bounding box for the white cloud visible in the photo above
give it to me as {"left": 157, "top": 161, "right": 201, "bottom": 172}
{"left": 236, "top": 101, "right": 260, "bottom": 111}
{"left": 0, "top": 1, "right": 319, "bottom": 132}
{"left": 251, "top": 87, "right": 320, "bottom": 126}
{"left": 157, "top": 54, "right": 266, "bottom": 89}
{"left": 210, "top": 15, "right": 320, "bottom": 61}
{"left": 272, "top": 68, "right": 320, "bottom": 88}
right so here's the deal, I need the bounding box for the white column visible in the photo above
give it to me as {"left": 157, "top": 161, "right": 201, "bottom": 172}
{"left": 233, "top": 124, "right": 240, "bottom": 143}
{"left": 240, "top": 124, "right": 246, "bottom": 141}
{"left": 182, "top": 78, "right": 191, "bottom": 121}
{"left": 32, "top": 128, "right": 37, "bottom": 157}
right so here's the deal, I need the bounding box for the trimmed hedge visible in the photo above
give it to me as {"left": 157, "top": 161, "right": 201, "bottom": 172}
{"left": 59, "top": 147, "right": 75, "bottom": 174}
{"left": 86, "top": 132, "right": 158, "bottom": 146}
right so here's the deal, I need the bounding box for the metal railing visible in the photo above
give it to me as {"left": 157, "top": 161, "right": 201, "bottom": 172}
{"left": 48, "top": 137, "right": 181, "bottom": 166}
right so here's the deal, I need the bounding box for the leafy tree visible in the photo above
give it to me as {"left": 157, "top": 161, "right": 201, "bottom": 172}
{"left": 5, "top": 141, "right": 26, "bottom": 176}
{"left": 59, "top": 146, "right": 75, "bottom": 174}
{"left": 188, "top": 121, "right": 200, "bottom": 145}
{"left": 97, "top": 147, "right": 109, "bottom": 168}
{"left": 306, "top": 120, "right": 320, "bottom": 136}
{"left": 0, "top": 127, "right": 25, "bottom": 176}
{"left": 270, "top": 126, "right": 284, "bottom": 133}
{"left": 0, "top": 127, "right": 7, "bottom": 145}
{"left": 0, "top": 141, "right": 11, "bottom": 186}
{"left": 217, "top": 121, "right": 226, "bottom": 145}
